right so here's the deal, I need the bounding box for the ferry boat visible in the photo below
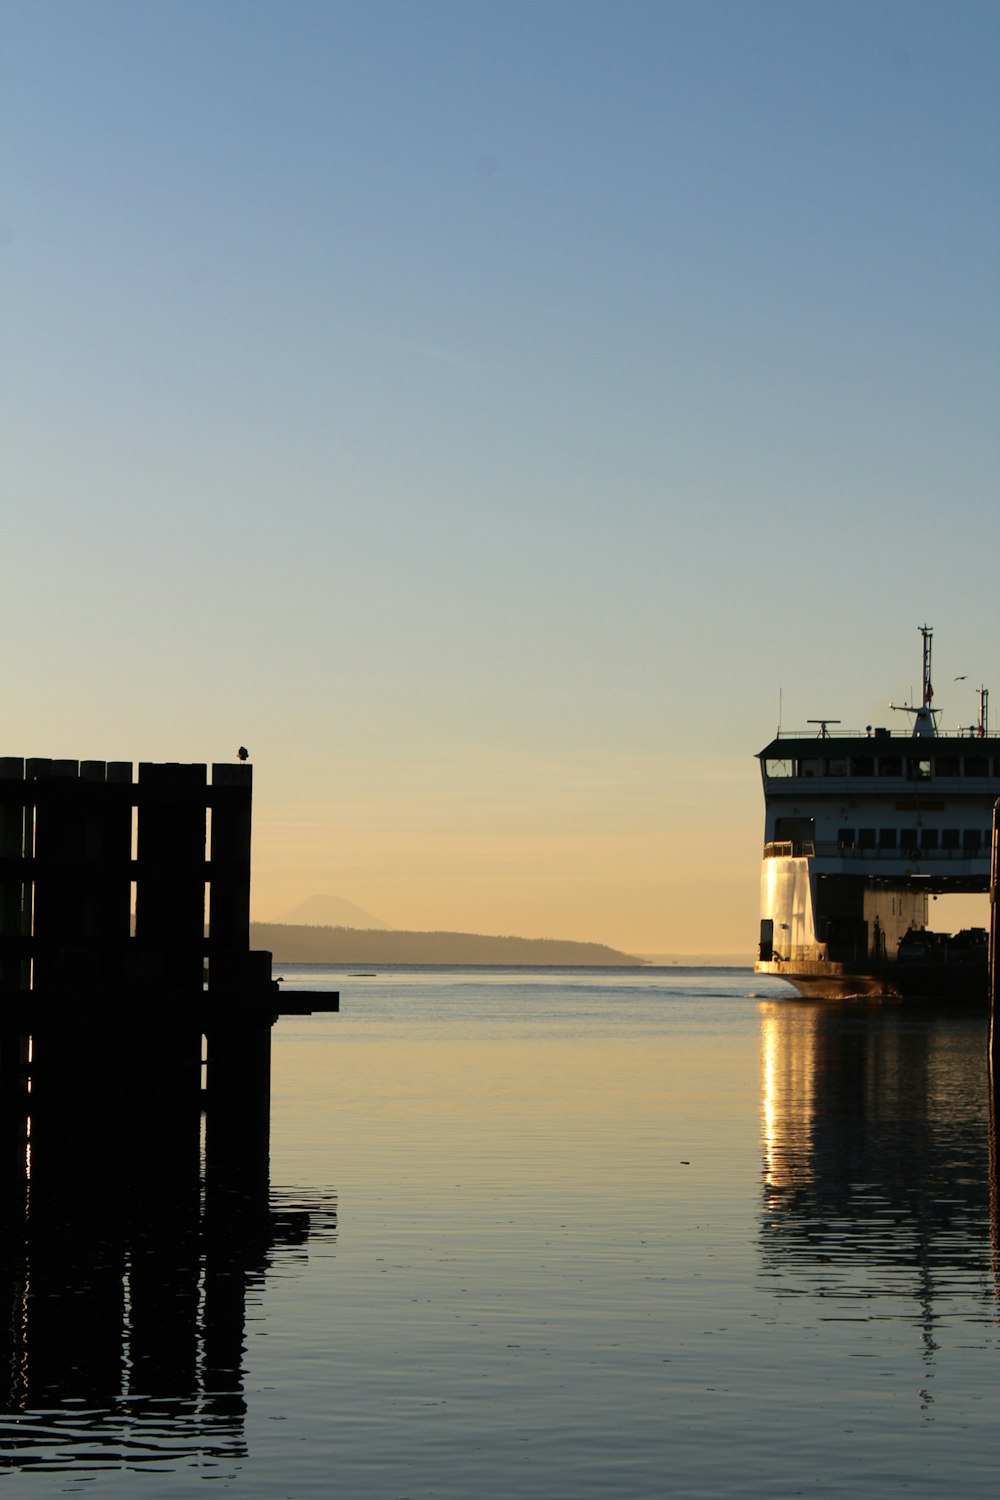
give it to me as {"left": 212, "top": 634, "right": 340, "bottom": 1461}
{"left": 754, "top": 627, "right": 998, "bottom": 1000}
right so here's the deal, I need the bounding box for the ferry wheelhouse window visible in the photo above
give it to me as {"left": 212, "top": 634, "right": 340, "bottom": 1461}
{"left": 941, "top": 829, "right": 960, "bottom": 850}
{"left": 774, "top": 816, "right": 815, "bottom": 850}
{"left": 878, "top": 828, "right": 897, "bottom": 848}
{"left": 849, "top": 755, "right": 874, "bottom": 776}
{"left": 859, "top": 827, "right": 876, "bottom": 849}
{"left": 907, "top": 758, "right": 932, "bottom": 781}
{"left": 763, "top": 757, "right": 794, "bottom": 778}
{"left": 877, "top": 755, "right": 902, "bottom": 776}
{"left": 798, "top": 757, "right": 823, "bottom": 778}
{"left": 837, "top": 828, "right": 855, "bottom": 849}
{"left": 901, "top": 828, "right": 918, "bottom": 853}
{"left": 964, "top": 754, "right": 989, "bottom": 776}
{"left": 936, "top": 755, "right": 960, "bottom": 777}
{"left": 963, "top": 829, "right": 982, "bottom": 851}
{"left": 824, "top": 756, "right": 848, "bottom": 777}
{"left": 920, "top": 828, "right": 939, "bottom": 850}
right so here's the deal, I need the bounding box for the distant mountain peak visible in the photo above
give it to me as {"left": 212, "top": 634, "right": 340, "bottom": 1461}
{"left": 275, "top": 894, "right": 391, "bottom": 930}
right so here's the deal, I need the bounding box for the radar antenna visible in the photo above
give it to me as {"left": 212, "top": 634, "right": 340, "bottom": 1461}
{"left": 890, "top": 624, "right": 940, "bottom": 738}
{"left": 807, "top": 719, "right": 841, "bottom": 738}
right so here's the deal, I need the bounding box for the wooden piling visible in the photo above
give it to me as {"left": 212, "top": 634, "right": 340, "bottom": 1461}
{"left": 135, "top": 762, "right": 208, "bottom": 994}
{"left": 990, "top": 798, "right": 1000, "bottom": 1077}
{"left": 204, "top": 1016, "right": 272, "bottom": 1194}
{"left": 0, "top": 758, "right": 27, "bottom": 992}
{"left": 208, "top": 762, "right": 253, "bottom": 995}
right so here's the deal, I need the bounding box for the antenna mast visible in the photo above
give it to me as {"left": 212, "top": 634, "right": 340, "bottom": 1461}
{"left": 920, "top": 623, "right": 933, "bottom": 711}
{"left": 890, "top": 624, "right": 940, "bottom": 738}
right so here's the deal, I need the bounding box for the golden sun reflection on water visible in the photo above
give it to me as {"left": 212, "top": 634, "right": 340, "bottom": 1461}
{"left": 760, "top": 1002, "right": 817, "bottom": 1196}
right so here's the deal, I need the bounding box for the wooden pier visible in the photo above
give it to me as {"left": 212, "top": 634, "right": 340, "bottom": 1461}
{"left": 0, "top": 754, "right": 337, "bottom": 1174}
{"left": 0, "top": 755, "right": 337, "bottom": 1414}
{"left": 0, "top": 756, "right": 336, "bottom": 1018}
{"left": 0, "top": 753, "right": 336, "bottom": 1153}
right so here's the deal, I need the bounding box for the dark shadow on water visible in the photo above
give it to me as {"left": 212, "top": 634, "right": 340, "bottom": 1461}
{"left": 758, "top": 998, "right": 999, "bottom": 1341}
{"left": 0, "top": 1015, "right": 336, "bottom": 1477}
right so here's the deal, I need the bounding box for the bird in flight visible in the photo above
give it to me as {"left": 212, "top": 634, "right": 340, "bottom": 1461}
{"left": 237, "top": 746, "right": 249, "bottom": 762}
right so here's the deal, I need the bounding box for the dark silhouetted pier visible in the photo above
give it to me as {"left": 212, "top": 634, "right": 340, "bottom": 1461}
{"left": 0, "top": 756, "right": 337, "bottom": 1423}
{"left": 0, "top": 756, "right": 335, "bottom": 1014}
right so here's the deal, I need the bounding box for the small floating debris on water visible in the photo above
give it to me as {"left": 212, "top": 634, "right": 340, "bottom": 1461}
{"left": 348, "top": 972, "right": 378, "bottom": 977}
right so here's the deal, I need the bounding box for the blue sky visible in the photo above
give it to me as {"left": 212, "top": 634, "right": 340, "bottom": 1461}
{"left": 3, "top": 1, "right": 998, "bottom": 950}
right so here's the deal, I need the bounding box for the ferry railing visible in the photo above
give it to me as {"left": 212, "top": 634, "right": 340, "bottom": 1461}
{"left": 770, "top": 938, "right": 986, "bottom": 965}
{"left": 761, "top": 764, "right": 998, "bottom": 783}
{"left": 827, "top": 842, "right": 987, "bottom": 862}
{"left": 763, "top": 840, "right": 990, "bottom": 863}
{"left": 770, "top": 727, "right": 994, "bottom": 741}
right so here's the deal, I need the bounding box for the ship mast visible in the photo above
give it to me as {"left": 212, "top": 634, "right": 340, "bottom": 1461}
{"left": 920, "top": 623, "right": 933, "bottom": 715}
{"left": 890, "top": 623, "right": 940, "bottom": 738}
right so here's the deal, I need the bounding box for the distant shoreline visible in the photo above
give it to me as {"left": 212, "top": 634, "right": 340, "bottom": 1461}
{"left": 251, "top": 922, "right": 641, "bottom": 967}
{"left": 251, "top": 922, "right": 753, "bottom": 968}
{"left": 639, "top": 953, "right": 755, "bottom": 968}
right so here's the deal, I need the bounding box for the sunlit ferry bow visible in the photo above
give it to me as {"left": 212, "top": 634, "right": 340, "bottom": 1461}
{"left": 754, "top": 627, "right": 998, "bottom": 999}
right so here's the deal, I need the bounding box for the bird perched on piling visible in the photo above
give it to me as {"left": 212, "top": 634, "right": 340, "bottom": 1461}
{"left": 237, "top": 746, "right": 249, "bottom": 762}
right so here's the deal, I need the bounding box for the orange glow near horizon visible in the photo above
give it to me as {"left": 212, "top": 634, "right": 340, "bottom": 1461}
{"left": 248, "top": 749, "right": 765, "bottom": 954}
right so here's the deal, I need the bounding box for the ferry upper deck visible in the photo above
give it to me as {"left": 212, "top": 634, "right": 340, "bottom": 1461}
{"left": 756, "top": 729, "right": 1000, "bottom": 895}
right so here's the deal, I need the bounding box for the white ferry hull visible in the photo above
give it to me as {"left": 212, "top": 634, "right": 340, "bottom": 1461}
{"left": 754, "top": 957, "right": 987, "bottom": 1003}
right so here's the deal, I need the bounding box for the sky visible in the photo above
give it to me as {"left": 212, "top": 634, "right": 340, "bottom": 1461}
{"left": 3, "top": 0, "right": 999, "bottom": 954}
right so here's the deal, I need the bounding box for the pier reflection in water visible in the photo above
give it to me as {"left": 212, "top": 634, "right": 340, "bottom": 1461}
{"left": 759, "top": 999, "right": 996, "bottom": 1345}
{"left": 0, "top": 1014, "right": 336, "bottom": 1479}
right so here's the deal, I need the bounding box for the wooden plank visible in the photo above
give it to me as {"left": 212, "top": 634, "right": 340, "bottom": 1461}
{"left": 208, "top": 765, "right": 252, "bottom": 993}
{"left": 990, "top": 799, "right": 999, "bottom": 1074}
{"left": 135, "top": 764, "right": 207, "bottom": 994}
{"left": 0, "top": 760, "right": 26, "bottom": 988}
{"left": 31, "top": 768, "right": 86, "bottom": 992}
{"left": 83, "top": 762, "right": 132, "bottom": 987}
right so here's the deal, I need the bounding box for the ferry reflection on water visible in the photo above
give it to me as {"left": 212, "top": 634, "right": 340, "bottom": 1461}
{"left": 759, "top": 999, "right": 999, "bottom": 1318}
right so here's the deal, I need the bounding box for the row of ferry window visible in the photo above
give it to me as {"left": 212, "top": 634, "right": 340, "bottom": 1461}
{"left": 764, "top": 754, "right": 998, "bottom": 779}
{"left": 837, "top": 827, "right": 989, "bottom": 851}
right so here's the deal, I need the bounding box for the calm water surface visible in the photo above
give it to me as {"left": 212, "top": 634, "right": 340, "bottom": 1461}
{"left": 3, "top": 966, "right": 999, "bottom": 1496}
